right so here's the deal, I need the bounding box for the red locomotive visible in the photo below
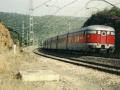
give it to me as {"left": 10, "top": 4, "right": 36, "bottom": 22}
{"left": 43, "top": 25, "right": 115, "bottom": 53}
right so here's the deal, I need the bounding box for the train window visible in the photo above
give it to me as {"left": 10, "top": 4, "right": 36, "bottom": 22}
{"left": 111, "top": 32, "right": 115, "bottom": 35}
{"left": 86, "top": 30, "right": 96, "bottom": 34}
{"left": 107, "top": 32, "right": 110, "bottom": 35}
{"left": 75, "top": 36, "right": 79, "bottom": 43}
{"left": 97, "top": 31, "right": 100, "bottom": 34}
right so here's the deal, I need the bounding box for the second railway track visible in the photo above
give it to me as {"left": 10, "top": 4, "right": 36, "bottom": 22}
{"left": 33, "top": 48, "right": 120, "bottom": 75}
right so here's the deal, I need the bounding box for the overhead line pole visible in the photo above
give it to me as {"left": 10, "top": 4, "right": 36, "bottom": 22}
{"left": 28, "top": 0, "right": 52, "bottom": 46}
{"left": 22, "top": 21, "right": 25, "bottom": 46}
{"left": 29, "top": 0, "right": 34, "bottom": 45}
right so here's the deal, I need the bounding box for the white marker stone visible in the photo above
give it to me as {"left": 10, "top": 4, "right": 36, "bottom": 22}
{"left": 16, "top": 69, "right": 60, "bottom": 82}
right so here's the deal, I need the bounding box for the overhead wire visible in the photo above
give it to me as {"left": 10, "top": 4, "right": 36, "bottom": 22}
{"left": 33, "top": 0, "right": 53, "bottom": 10}
{"left": 53, "top": 0, "right": 78, "bottom": 15}
{"left": 32, "top": 0, "right": 79, "bottom": 38}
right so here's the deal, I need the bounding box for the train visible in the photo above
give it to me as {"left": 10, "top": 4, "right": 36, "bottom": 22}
{"left": 43, "top": 25, "right": 115, "bottom": 53}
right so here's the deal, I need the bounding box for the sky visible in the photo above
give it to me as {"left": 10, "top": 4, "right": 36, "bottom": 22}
{"left": 0, "top": 0, "right": 120, "bottom": 17}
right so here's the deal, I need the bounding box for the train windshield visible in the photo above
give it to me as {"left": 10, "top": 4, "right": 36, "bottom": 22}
{"left": 86, "top": 30, "right": 96, "bottom": 34}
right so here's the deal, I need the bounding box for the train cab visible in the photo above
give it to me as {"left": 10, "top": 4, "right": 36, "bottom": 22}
{"left": 84, "top": 25, "right": 115, "bottom": 52}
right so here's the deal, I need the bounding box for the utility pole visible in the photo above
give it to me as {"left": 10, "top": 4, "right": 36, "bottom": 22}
{"left": 29, "top": 0, "right": 34, "bottom": 45}
{"left": 68, "top": 20, "right": 71, "bottom": 32}
{"left": 22, "top": 21, "right": 25, "bottom": 46}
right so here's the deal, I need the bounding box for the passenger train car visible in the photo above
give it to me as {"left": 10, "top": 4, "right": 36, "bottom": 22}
{"left": 43, "top": 25, "right": 115, "bottom": 53}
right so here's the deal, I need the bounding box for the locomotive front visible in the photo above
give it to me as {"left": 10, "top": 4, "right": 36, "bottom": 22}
{"left": 85, "top": 25, "right": 115, "bottom": 53}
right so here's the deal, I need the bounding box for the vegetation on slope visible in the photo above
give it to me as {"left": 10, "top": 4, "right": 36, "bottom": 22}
{"left": 0, "top": 12, "right": 87, "bottom": 45}
{"left": 34, "top": 15, "right": 87, "bottom": 43}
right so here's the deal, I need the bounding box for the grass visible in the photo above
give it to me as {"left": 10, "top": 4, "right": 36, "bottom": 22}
{"left": 0, "top": 48, "right": 62, "bottom": 90}
{"left": 0, "top": 48, "right": 36, "bottom": 75}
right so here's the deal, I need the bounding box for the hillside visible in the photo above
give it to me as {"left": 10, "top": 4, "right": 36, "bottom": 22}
{"left": 0, "top": 12, "right": 87, "bottom": 45}
{"left": 0, "top": 22, "right": 13, "bottom": 49}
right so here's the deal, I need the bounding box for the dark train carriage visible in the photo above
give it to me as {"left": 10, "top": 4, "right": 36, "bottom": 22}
{"left": 43, "top": 38, "right": 52, "bottom": 49}
{"left": 51, "top": 36, "right": 58, "bottom": 49}
{"left": 57, "top": 34, "right": 68, "bottom": 50}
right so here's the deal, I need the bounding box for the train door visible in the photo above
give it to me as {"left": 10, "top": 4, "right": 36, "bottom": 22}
{"left": 100, "top": 31, "right": 107, "bottom": 44}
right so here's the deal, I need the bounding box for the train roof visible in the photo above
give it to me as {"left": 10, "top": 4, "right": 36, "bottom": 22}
{"left": 81, "top": 25, "right": 115, "bottom": 31}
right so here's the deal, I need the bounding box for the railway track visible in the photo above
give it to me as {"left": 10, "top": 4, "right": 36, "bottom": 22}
{"left": 33, "top": 48, "right": 120, "bottom": 75}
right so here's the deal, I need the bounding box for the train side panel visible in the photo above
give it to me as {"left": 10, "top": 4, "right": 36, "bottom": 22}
{"left": 51, "top": 37, "right": 58, "bottom": 49}
{"left": 57, "top": 34, "right": 67, "bottom": 50}
{"left": 46, "top": 39, "right": 51, "bottom": 49}
{"left": 67, "top": 31, "right": 87, "bottom": 51}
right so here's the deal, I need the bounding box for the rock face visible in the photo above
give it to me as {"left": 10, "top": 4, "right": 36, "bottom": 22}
{"left": 0, "top": 23, "right": 13, "bottom": 49}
